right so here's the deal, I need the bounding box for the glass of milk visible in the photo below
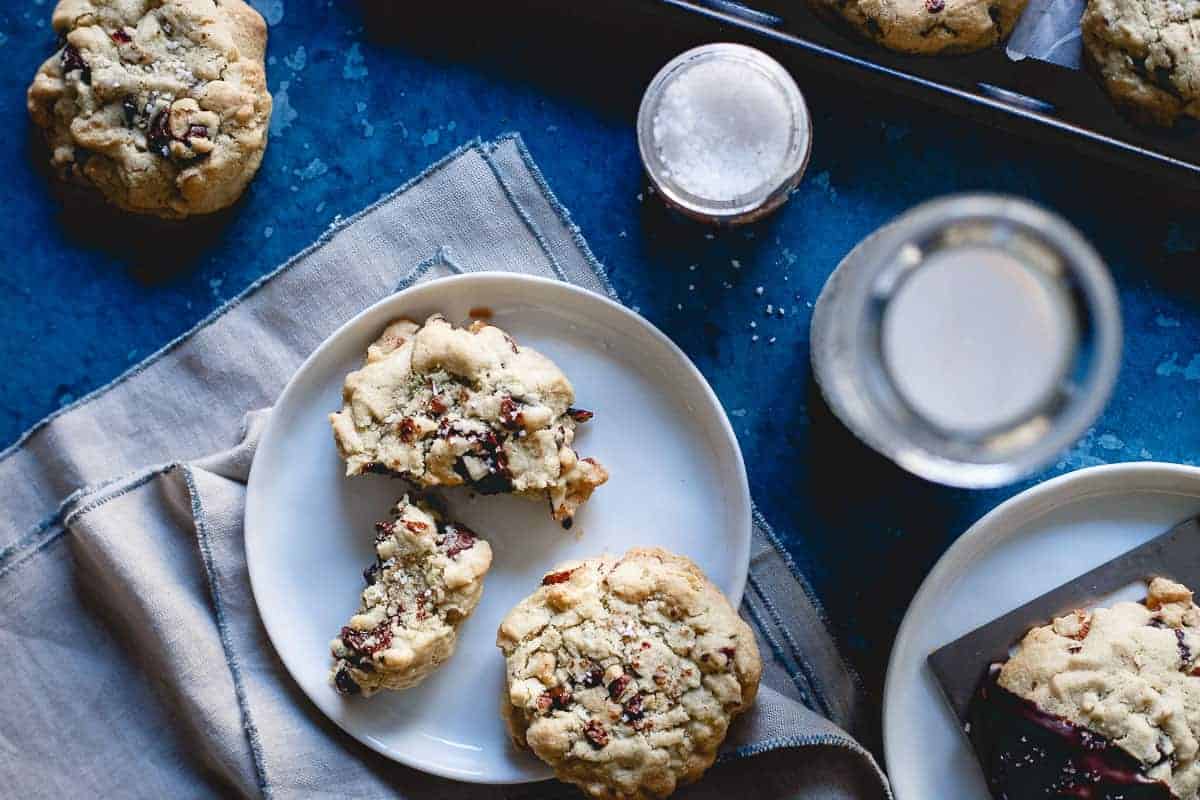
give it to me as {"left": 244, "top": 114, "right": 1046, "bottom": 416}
{"left": 810, "top": 194, "right": 1122, "bottom": 488}
{"left": 637, "top": 43, "right": 812, "bottom": 225}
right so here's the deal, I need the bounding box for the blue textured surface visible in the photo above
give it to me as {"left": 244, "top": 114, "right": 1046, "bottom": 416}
{"left": 3, "top": 2, "right": 1200, "bottom": 727}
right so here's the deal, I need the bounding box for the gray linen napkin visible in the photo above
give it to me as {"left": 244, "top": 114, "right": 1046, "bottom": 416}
{"left": 0, "top": 134, "right": 891, "bottom": 799}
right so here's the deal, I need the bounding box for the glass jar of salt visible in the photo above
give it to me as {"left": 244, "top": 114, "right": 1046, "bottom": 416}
{"left": 637, "top": 44, "right": 812, "bottom": 225}
{"left": 810, "top": 194, "right": 1122, "bottom": 488}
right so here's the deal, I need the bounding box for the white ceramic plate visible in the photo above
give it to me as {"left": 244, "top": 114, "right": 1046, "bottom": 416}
{"left": 245, "top": 273, "right": 752, "bottom": 784}
{"left": 883, "top": 462, "right": 1200, "bottom": 799}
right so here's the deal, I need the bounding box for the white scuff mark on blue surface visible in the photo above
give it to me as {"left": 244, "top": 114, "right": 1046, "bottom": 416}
{"left": 811, "top": 171, "right": 836, "bottom": 198}
{"left": 393, "top": 121, "right": 409, "bottom": 139}
{"left": 295, "top": 158, "right": 327, "bottom": 180}
{"left": 0, "top": 31, "right": 8, "bottom": 47}
{"left": 264, "top": 226, "right": 274, "bottom": 239}
{"left": 248, "top": 0, "right": 284, "bottom": 25}
{"left": 1140, "top": 448, "right": 1154, "bottom": 459}
{"left": 1166, "top": 223, "right": 1200, "bottom": 254}
{"left": 447, "top": 121, "right": 457, "bottom": 132}
{"left": 284, "top": 45, "right": 306, "bottom": 72}
{"left": 1056, "top": 429, "right": 1108, "bottom": 470}
{"left": 729, "top": 408, "right": 748, "bottom": 417}
{"left": 1156, "top": 314, "right": 1181, "bottom": 328}
{"left": 315, "top": 201, "right": 326, "bottom": 214}
{"left": 1097, "top": 433, "right": 1124, "bottom": 451}
{"left": 343, "top": 43, "right": 368, "bottom": 80}
{"left": 356, "top": 102, "right": 366, "bottom": 113}
{"left": 1156, "top": 352, "right": 1200, "bottom": 380}
{"left": 270, "top": 80, "right": 298, "bottom": 137}
{"left": 421, "top": 129, "right": 440, "bottom": 146}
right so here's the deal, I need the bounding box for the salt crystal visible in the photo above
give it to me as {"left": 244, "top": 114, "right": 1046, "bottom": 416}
{"left": 651, "top": 57, "right": 793, "bottom": 201}
{"left": 755, "top": 286, "right": 764, "bottom": 296}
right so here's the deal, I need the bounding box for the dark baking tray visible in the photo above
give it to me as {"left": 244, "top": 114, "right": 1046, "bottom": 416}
{"left": 631, "top": 0, "right": 1200, "bottom": 193}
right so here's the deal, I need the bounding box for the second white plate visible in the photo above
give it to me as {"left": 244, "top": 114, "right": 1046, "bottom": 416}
{"left": 244, "top": 273, "right": 752, "bottom": 784}
{"left": 883, "top": 462, "right": 1200, "bottom": 799}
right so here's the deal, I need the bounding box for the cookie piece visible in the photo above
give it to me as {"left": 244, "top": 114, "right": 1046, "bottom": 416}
{"left": 971, "top": 578, "right": 1200, "bottom": 799}
{"left": 1082, "top": 0, "right": 1200, "bottom": 126}
{"left": 330, "top": 496, "right": 492, "bottom": 696}
{"left": 808, "top": 0, "right": 1028, "bottom": 54}
{"left": 26, "top": 0, "right": 272, "bottom": 218}
{"left": 329, "top": 315, "right": 609, "bottom": 525}
{"left": 497, "top": 548, "right": 761, "bottom": 800}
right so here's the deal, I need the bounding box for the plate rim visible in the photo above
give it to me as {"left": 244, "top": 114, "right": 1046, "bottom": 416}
{"left": 243, "top": 271, "right": 753, "bottom": 783}
{"left": 882, "top": 460, "right": 1200, "bottom": 799}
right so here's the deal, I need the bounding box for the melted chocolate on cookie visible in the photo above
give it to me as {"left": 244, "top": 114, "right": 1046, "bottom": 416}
{"left": 968, "top": 664, "right": 1176, "bottom": 799}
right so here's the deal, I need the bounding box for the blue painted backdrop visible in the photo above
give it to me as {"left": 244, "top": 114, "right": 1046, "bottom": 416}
{"left": 2, "top": 1, "right": 1198, "bottom": 737}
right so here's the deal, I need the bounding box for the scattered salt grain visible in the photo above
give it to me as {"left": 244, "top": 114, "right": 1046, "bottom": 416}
{"left": 732, "top": 259, "right": 741, "bottom": 269}
{"left": 768, "top": 337, "right": 777, "bottom": 344}
{"left": 755, "top": 286, "right": 764, "bottom": 296}
{"left": 751, "top": 335, "right": 759, "bottom": 342}
{"left": 765, "top": 304, "right": 773, "bottom": 314}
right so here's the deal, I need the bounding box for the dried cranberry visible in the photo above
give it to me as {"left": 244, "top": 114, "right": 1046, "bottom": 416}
{"left": 428, "top": 395, "right": 447, "bottom": 416}
{"left": 542, "top": 568, "right": 575, "bottom": 586}
{"left": 925, "top": 0, "right": 945, "bottom": 11}
{"left": 404, "top": 520, "right": 429, "bottom": 533}
{"left": 61, "top": 44, "right": 90, "bottom": 83}
{"left": 584, "top": 720, "right": 609, "bottom": 749}
{"left": 1177, "top": 629, "right": 1193, "bottom": 668}
{"left": 110, "top": 28, "right": 132, "bottom": 43}
{"left": 340, "top": 623, "right": 393, "bottom": 655}
{"left": 147, "top": 109, "right": 172, "bottom": 157}
{"left": 720, "top": 647, "right": 736, "bottom": 661}
{"left": 579, "top": 666, "right": 604, "bottom": 687}
{"left": 621, "top": 692, "right": 645, "bottom": 724}
{"left": 499, "top": 396, "right": 524, "bottom": 431}
{"left": 608, "top": 674, "right": 632, "bottom": 702}
{"left": 567, "top": 408, "right": 594, "bottom": 423}
{"left": 397, "top": 417, "right": 417, "bottom": 443}
{"left": 374, "top": 520, "right": 396, "bottom": 538}
{"left": 334, "top": 667, "right": 361, "bottom": 695}
{"left": 186, "top": 124, "right": 209, "bottom": 139}
{"left": 439, "top": 524, "right": 478, "bottom": 558}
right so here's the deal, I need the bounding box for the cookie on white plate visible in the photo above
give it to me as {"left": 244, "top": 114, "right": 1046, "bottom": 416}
{"left": 974, "top": 578, "right": 1200, "bottom": 799}
{"left": 330, "top": 495, "right": 491, "bottom": 696}
{"left": 497, "top": 548, "right": 761, "bottom": 799}
{"left": 329, "top": 314, "right": 609, "bottom": 526}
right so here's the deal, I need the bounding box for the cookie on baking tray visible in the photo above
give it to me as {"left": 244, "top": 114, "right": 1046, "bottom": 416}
{"left": 807, "top": 0, "right": 1029, "bottom": 55}
{"left": 1082, "top": 0, "right": 1200, "bottom": 126}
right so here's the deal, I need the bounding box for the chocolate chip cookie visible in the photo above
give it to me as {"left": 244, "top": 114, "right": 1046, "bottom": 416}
{"left": 330, "top": 495, "right": 492, "bottom": 696}
{"left": 497, "top": 548, "right": 761, "bottom": 800}
{"left": 1082, "top": 0, "right": 1200, "bottom": 126}
{"left": 808, "top": 0, "right": 1029, "bottom": 54}
{"left": 971, "top": 578, "right": 1200, "bottom": 799}
{"left": 329, "top": 315, "right": 609, "bottom": 525}
{"left": 26, "top": 0, "right": 272, "bottom": 218}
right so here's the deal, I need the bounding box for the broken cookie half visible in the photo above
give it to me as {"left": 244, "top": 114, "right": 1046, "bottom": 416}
{"left": 329, "top": 314, "right": 608, "bottom": 525}
{"left": 330, "top": 495, "right": 492, "bottom": 696}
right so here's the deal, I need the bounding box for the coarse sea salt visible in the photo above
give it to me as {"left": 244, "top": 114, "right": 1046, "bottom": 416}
{"left": 651, "top": 57, "right": 792, "bottom": 202}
